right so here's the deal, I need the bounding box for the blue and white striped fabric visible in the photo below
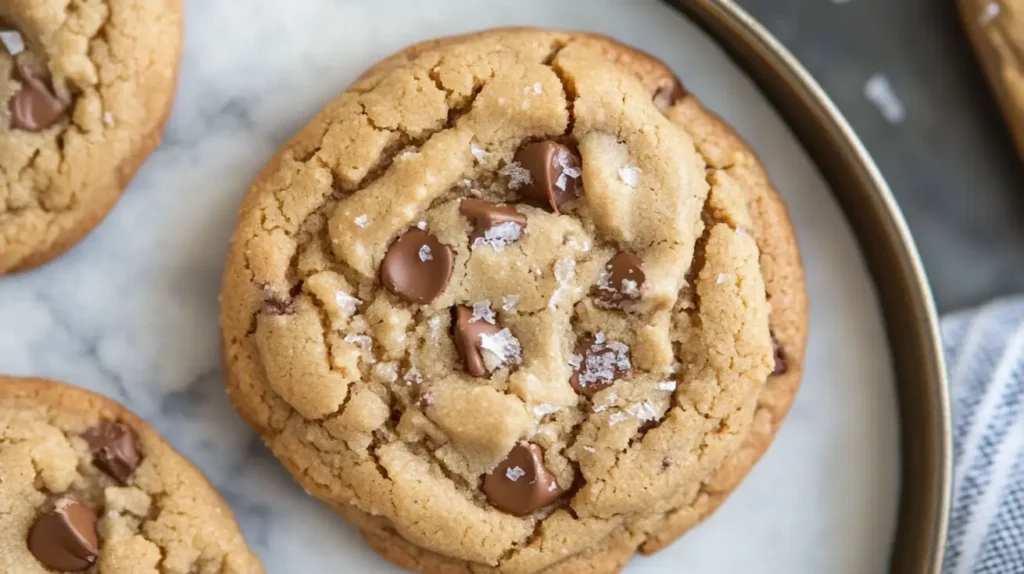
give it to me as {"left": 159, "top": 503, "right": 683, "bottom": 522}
{"left": 941, "top": 297, "right": 1024, "bottom": 574}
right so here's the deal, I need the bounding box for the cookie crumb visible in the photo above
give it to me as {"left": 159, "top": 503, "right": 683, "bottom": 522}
{"left": 375, "top": 362, "right": 399, "bottom": 383}
{"left": 403, "top": 367, "right": 423, "bottom": 385}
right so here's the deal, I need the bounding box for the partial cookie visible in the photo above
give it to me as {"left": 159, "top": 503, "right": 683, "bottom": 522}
{"left": 959, "top": 0, "right": 1024, "bottom": 162}
{"left": 220, "top": 27, "right": 806, "bottom": 573}
{"left": 0, "top": 0, "right": 182, "bottom": 274}
{"left": 0, "top": 376, "right": 263, "bottom": 573}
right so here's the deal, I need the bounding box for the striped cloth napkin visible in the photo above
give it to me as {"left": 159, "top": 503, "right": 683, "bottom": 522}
{"left": 940, "top": 297, "right": 1024, "bottom": 574}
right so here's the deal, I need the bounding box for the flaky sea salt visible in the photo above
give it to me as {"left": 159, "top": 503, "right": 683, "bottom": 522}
{"left": 658, "top": 380, "right": 677, "bottom": 392}
{"left": 404, "top": 367, "right": 423, "bottom": 385}
{"left": 471, "top": 143, "right": 489, "bottom": 162}
{"left": 533, "top": 404, "right": 561, "bottom": 417}
{"left": 375, "top": 362, "right": 399, "bottom": 383}
{"left": 354, "top": 214, "right": 369, "bottom": 228}
{"left": 568, "top": 353, "right": 584, "bottom": 370}
{"left": 418, "top": 245, "right": 433, "bottom": 262}
{"left": 0, "top": 30, "right": 25, "bottom": 55}
{"left": 575, "top": 336, "right": 630, "bottom": 389}
{"left": 471, "top": 221, "right": 523, "bottom": 251}
{"left": 618, "top": 166, "right": 642, "bottom": 187}
{"left": 533, "top": 82, "right": 543, "bottom": 94}
{"left": 548, "top": 258, "right": 577, "bottom": 310}
{"left": 864, "top": 73, "right": 906, "bottom": 124}
{"left": 608, "top": 412, "right": 630, "bottom": 426}
{"left": 334, "top": 291, "right": 361, "bottom": 317}
{"left": 502, "top": 295, "right": 519, "bottom": 312}
{"left": 416, "top": 220, "right": 428, "bottom": 230}
{"left": 621, "top": 279, "right": 640, "bottom": 297}
{"left": 567, "top": 236, "right": 591, "bottom": 252}
{"left": 506, "top": 466, "right": 526, "bottom": 481}
{"left": 626, "top": 401, "right": 660, "bottom": 422}
{"left": 715, "top": 273, "right": 727, "bottom": 285}
{"left": 103, "top": 111, "right": 114, "bottom": 126}
{"left": 547, "top": 482, "right": 558, "bottom": 492}
{"left": 343, "top": 333, "right": 373, "bottom": 351}
{"left": 501, "top": 161, "right": 533, "bottom": 189}
{"left": 479, "top": 328, "right": 523, "bottom": 366}
{"left": 582, "top": 446, "right": 596, "bottom": 453}
{"left": 428, "top": 316, "right": 443, "bottom": 338}
{"left": 470, "top": 301, "right": 496, "bottom": 324}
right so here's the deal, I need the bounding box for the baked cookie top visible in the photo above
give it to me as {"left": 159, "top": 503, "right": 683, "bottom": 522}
{"left": 222, "top": 28, "right": 775, "bottom": 571}
{"left": 0, "top": 377, "right": 263, "bottom": 573}
{"left": 0, "top": 0, "right": 181, "bottom": 273}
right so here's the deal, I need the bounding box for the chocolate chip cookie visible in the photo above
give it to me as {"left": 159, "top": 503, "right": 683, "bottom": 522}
{"left": 0, "top": 0, "right": 182, "bottom": 274}
{"left": 220, "top": 28, "right": 807, "bottom": 573}
{"left": 0, "top": 376, "right": 263, "bottom": 573}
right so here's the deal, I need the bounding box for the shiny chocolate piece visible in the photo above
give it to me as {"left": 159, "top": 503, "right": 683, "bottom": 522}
{"left": 380, "top": 229, "right": 454, "bottom": 304}
{"left": 514, "top": 141, "right": 582, "bottom": 213}
{"left": 451, "top": 304, "right": 503, "bottom": 377}
{"left": 27, "top": 503, "right": 99, "bottom": 571}
{"left": 9, "top": 58, "right": 69, "bottom": 132}
{"left": 459, "top": 198, "right": 527, "bottom": 250}
{"left": 482, "top": 443, "right": 562, "bottom": 516}
{"left": 82, "top": 422, "right": 141, "bottom": 484}
{"left": 653, "top": 76, "right": 686, "bottom": 111}
{"left": 569, "top": 333, "right": 631, "bottom": 396}
{"left": 594, "top": 252, "right": 645, "bottom": 309}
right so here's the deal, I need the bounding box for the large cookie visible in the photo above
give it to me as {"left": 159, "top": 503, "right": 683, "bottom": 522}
{"left": 0, "top": 376, "right": 263, "bottom": 573}
{"left": 0, "top": 0, "right": 182, "bottom": 274}
{"left": 221, "top": 28, "right": 807, "bottom": 573}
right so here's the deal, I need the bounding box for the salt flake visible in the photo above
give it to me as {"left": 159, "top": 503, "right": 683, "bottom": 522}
{"left": 501, "top": 161, "right": 533, "bottom": 189}
{"left": 404, "top": 367, "right": 423, "bottom": 385}
{"left": 980, "top": 2, "right": 1001, "bottom": 24}
{"left": 416, "top": 220, "right": 428, "bottom": 230}
{"left": 334, "top": 291, "right": 361, "bottom": 317}
{"left": 471, "top": 143, "right": 489, "bottom": 162}
{"left": 533, "top": 404, "right": 561, "bottom": 417}
{"left": 471, "top": 221, "right": 523, "bottom": 251}
{"left": 418, "top": 245, "right": 433, "bottom": 262}
{"left": 715, "top": 273, "right": 727, "bottom": 285}
{"left": 344, "top": 333, "right": 373, "bottom": 351}
{"left": 532, "top": 82, "right": 543, "bottom": 94}
{"left": 864, "top": 73, "right": 906, "bottom": 124}
{"left": 658, "top": 380, "right": 677, "bottom": 392}
{"left": 376, "top": 362, "right": 399, "bottom": 383}
{"left": 626, "top": 401, "right": 659, "bottom": 422}
{"left": 470, "top": 301, "right": 496, "bottom": 324}
{"left": 618, "top": 166, "right": 642, "bottom": 187}
{"left": 502, "top": 295, "right": 519, "bottom": 312}
{"left": 608, "top": 412, "right": 630, "bottom": 426}
{"left": 354, "top": 214, "right": 369, "bottom": 228}
{"left": 479, "top": 328, "right": 523, "bottom": 366}
{"left": 506, "top": 466, "right": 526, "bottom": 481}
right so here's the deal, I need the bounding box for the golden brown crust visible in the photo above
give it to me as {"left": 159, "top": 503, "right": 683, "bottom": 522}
{"left": 0, "top": 0, "right": 183, "bottom": 274}
{"left": 0, "top": 376, "right": 263, "bottom": 572}
{"left": 958, "top": 0, "right": 1024, "bottom": 162}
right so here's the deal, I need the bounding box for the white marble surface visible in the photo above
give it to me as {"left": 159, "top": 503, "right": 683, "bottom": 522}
{"left": 0, "top": 1, "right": 902, "bottom": 572}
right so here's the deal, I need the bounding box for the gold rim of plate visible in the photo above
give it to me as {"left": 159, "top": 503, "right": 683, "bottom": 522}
{"left": 671, "top": 1, "right": 952, "bottom": 572}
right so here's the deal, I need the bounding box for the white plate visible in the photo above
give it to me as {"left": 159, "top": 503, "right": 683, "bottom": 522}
{"left": 0, "top": 0, "right": 901, "bottom": 572}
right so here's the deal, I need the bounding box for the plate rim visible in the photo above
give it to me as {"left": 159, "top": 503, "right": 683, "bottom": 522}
{"left": 668, "top": 1, "right": 953, "bottom": 572}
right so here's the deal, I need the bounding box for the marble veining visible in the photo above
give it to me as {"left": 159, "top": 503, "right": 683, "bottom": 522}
{"left": 0, "top": 1, "right": 901, "bottom": 571}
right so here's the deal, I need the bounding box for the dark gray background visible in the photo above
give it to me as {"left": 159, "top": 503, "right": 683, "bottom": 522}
{"left": 733, "top": 0, "right": 1024, "bottom": 313}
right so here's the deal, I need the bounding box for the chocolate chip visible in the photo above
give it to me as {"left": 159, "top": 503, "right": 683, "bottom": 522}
{"left": 594, "top": 252, "right": 645, "bottom": 309}
{"left": 451, "top": 305, "right": 503, "bottom": 377}
{"left": 514, "top": 141, "right": 582, "bottom": 213}
{"left": 771, "top": 331, "right": 788, "bottom": 375}
{"left": 459, "top": 198, "right": 527, "bottom": 250}
{"left": 660, "top": 458, "right": 672, "bottom": 471}
{"left": 653, "top": 77, "right": 686, "bottom": 111}
{"left": 27, "top": 503, "right": 99, "bottom": 571}
{"left": 9, "top": 58, "right": 69, "bottom": 132}
{"left": 380, "top": 229, "right": 454, "bottom": 304}
{"left": 482, "top": 443, "right": 562, "bottom": 516}
{"left": 81, "top": 422, "right": 141, "bottom": 484}
{"left": 569, "top": 333, "right": 631, "bottom": 396}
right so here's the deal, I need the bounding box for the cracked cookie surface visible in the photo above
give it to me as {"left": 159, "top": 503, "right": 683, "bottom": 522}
{"left": 221, "top": 28, "right": 807, "bottom": 573}
{"left": 0, "top": 0, "right": 182, "bottom": 274}
{"left": 0, "top": 376, "right": 263, "bottom": 573}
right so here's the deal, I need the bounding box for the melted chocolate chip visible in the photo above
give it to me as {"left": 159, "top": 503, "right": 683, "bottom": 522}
{"left": 514, "top": 141, "right": 582, "bottom": 213}
{"left": 482, "top": 443, "right": 562, "bottom": 516}
{"left": 653, "top": 77, "right": 687, "bottom": 111}
{"left": 459, "top": 198, "right": 527, "bottom": 249}
{"left": 81, "top": 422, "right": 141, "bottom": 484}
{"left": 771, "top": 332, "right": 788, "bottom": 375}
{"left": 27, "top": 503, "right": 99, "bottom": 571}
{"left": 451, "top": 305, "right": 503, "bottom": 377}
{"left": 380, "top": 229, "right": 454, "bottom": 304}
{"left": 569, "top": 333, "right": 631, "bottom": 396}
{"left": 594, "top": 252, "right": 645, "bottom": 309}
{"left": 9, "top": 58, "right": 69, "bottom": 132}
